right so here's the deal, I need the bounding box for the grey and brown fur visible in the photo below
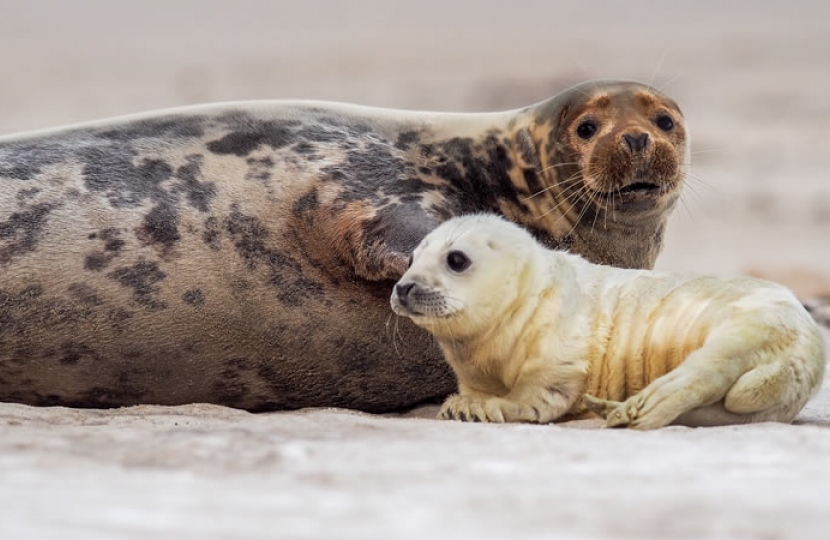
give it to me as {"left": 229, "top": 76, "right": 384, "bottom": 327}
{"left": 0, "top": 80, "right": 688, "bottom": 412}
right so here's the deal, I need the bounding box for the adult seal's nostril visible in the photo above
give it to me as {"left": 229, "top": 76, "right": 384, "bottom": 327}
{"left": 395, "top": 282, "right": 416, "bottom": 304}
{"left": 623, "top": 132, "right": 649, "bottom": 152}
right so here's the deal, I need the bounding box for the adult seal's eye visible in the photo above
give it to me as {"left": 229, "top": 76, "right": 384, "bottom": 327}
{"left": 576, "top": 120, "right": 598, "bottom": 140}
{"left": 655, "top": 114, "right": 675, "bottom": 131}
{"left": 446, "top": 250, "right": 471, "bottom": 273}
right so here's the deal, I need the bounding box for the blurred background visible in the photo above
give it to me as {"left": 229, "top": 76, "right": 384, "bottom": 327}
{"left": 1, "top": 0, "right": 828, "bottom": 287}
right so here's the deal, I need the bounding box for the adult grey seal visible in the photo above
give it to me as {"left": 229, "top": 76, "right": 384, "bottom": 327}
{"left": 0, "top": 80, "right": 688, "bottom": 412}
{"left": 391, "top": 214, "right": 826, "bottom": 428}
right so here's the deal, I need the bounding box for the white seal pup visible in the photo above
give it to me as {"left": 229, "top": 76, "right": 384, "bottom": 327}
{"left": 390, "top": 214, "right": 826, "bottom": 429}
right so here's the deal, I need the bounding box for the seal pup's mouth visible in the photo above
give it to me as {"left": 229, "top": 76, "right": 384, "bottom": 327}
{"left": 390, "top": 283, "right": 457, "bottom": 322}
{"left": 390, "top": 300, "right": 425, "bottom": 318}
{"left": 391, "top": 300, "right": 452, "bottom": 321}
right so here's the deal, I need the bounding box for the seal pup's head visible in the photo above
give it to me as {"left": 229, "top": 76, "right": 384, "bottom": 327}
{"left": 390, "top": 213, "right": 544, "bottom": 339}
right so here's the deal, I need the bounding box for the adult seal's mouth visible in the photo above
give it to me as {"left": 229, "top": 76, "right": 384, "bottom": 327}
{"left": 600, "top": 181, "right": 664, "bottom": 198}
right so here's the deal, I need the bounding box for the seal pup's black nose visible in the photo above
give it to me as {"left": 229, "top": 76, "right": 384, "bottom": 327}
{"left": 395, "top": 282, "right": 416, "bottom": 305}
{"left": 623, "top": 132, "right": 649, "bottom": 153}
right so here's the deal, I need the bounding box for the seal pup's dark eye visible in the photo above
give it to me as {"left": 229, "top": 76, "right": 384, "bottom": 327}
{"left": 655, "top": 114, "right": 675, "bottom": 132}
{"left": 446, "top": 251, "right": 471, "bottom": 273}
{"left": 407, "top": 252, "right": 414, "bottom": 268}
{"left": 576, "top": 120, "right": 598, "bottom": 140}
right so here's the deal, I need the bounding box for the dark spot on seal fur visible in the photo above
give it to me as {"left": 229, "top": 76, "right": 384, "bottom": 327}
{"left": 15, "top": 188, "right": 41, "bottom": 202}
{"left": 81, "top": 151, "right": 174, "bottom": 208}
{"left": 105, "top": 238, "right": 126, "bottom": 252}
{"left": 84, "top": 228, "right": 126, "bottom": 271}
{"left": 523, "top": 168, "right": 544, "bottom": 197}
{"left": 206, "top": 119, "right": 300, "bottom": 157}
{"left": 98, "top": 227, "right": 125, "bottom": 251}
{"left": 203, "top": 217, "right": 221, "bottom": 250}
{"left": 139, "top": 203, "right": 180, "bottom": 247}
{"left": 292, "top": 190, "right": 320, "bottom": 216}
{"left": 108, "top": 307, "right": 134, "bottom": 330}
{"left": 0, "top": 139, "right": 68, "bottom": 180}
{"left": 245, "top": 156, "right": 274, "bottom": 183}
{"left": 428, "top": 134, "right": 520, "bottom": 211}
{"left": 182, "top": 288, "right": 205, "bottom": 306}
{"left": 207, "top": 114, "right": 372, "bottom": 158}
{"left": 395, "top": 131, "right": 421, "bottom": 150}
{"left": 0, "top": 202, "right": 58, "bottom": 265}
{"left": 256, "top": 362, "right": 297, "bottom": 397}
{"left": 276, "top": 277, "right": 325, "bottom": 306}
{"left": 174, "top": 154, "right": 216, "bottom": 212}
{"left": 95, "top": 116, "right": 206, "bottom": 141}
{"left": 212, "top": 357, "right": 254, "bottom": 405}
{"left": 293, "top": 142, "right": 316, "bottom": 155}
{"left": 323, "top": 142, "right": 430, "bottom": 205}
{"left": 224, "top": 205, "right": 324, "bottom": 305}
{"left": 0, "top": 283, "right": 109, "bottom": 341}
{"left": 108, "top": 260, "right": 167, "bottom": 311}
{"left": 84, "top": 252, "right": 112, "bottom": 271}
{"left": 296, "top": 125, "right": 346, "bottom": 143}
{"left": 224, "top": 206, "right": 272, "bottom": 267}
{"left": 67, "top": 283, "right": 103, "bottom": 307}
{"left": 58, "top": 342, "right": 99, "bottom": 366}
{"left": 332, "top": 337, "right": 379, "bottom": 374}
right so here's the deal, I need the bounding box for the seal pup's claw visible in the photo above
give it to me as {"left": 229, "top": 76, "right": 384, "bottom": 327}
{"left": 439, "top": 394, "right": 539, "bottom": 423}
{"left": 582, "top": 394, "right": 640, "bottom": 428}
{"left": 582, "top": 394, "right": 621, "bottom": 418}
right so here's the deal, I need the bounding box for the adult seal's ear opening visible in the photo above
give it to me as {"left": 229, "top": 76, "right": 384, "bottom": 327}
{"left": 0, "top": 79, "right": 688, "bottom": 413}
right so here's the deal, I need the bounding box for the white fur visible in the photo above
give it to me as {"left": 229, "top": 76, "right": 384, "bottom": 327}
{"left": 392, "top": 214, "right": 826, "bottom": 428}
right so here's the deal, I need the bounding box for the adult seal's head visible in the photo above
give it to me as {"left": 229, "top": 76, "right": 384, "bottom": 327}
{"left": 0, "top": 78, "right": 689, "bottom": 414}
{"left": 504, "top": 80, "right": 688, "bottom": 268}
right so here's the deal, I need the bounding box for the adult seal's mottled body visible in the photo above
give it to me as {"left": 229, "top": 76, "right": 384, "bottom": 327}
{"left": 0, "top": 81, "right": 688, "bottom": 412}
{"left": 391, "top": 215, "right": 826, "bottom": 428}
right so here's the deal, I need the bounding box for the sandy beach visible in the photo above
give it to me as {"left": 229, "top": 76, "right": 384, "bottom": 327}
{"left": 1, "top": 1, "right": 829, "bottom": 538}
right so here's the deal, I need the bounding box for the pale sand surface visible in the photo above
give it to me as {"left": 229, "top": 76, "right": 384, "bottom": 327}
{"left": 1, "top": 1, "right": 829, "bottom": 538}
